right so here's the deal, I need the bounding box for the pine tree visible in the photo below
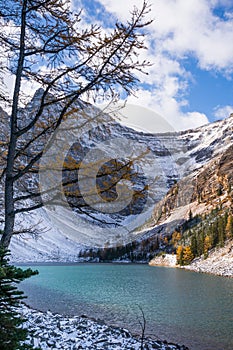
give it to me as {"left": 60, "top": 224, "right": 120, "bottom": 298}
{"left": 0, "top": 249, "right": 39, "bottom": 350}
{"left": 176, "top": 245, "right": 184, "bottom": 265}
{"left": 225, "top": 213, "right": 233, "bottom": 239}
{"left": 188, "top": 209, "right": 193, "bottom": 221}
{"left": 217, "top": 216, "right": 225, "bottom": 247}
{"left": 203, "top": 235, "right": 212, "bottom": 258}
{"left": 171, "top": 230, "right": 182, "bottom": 247}
{"left": 190, "top": 234, "right": 198, "bottom": 257}
{"left": 211, "top": 221, "right": 218, "bottom": 247}
{"left": 197, "top": 230, "right": 204, "bottom": 256}
{"left": 183, "top": 246, "right": 194, "bottom": 265}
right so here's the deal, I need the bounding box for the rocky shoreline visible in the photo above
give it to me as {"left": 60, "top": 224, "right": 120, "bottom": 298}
{"left": 19, "top": 304, "right": 189, "bottom": 350}
{"left": 148, "top": 240, "right": 233, "bottom": 278}
{"left": 183, "top": 240, "right": 233, "bottom": 278}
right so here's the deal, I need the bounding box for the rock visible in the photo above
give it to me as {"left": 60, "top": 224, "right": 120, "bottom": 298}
{"left": 149, "top": 254, "right": 177, "bottom": 267}
{"left": 17, "top": 304, "right": 189, "bottom": 350}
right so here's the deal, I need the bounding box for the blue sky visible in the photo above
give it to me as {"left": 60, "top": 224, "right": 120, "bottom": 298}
{"left": 182, "top": 57, "right": 233, "bottom": 117}
{"left": 73, "top": 0, "right": 233, "bottom": 131}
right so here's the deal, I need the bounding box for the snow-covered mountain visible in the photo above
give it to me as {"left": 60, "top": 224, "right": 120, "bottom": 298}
{"left": 1, "top": 93, "right": 233, "bottom": 262}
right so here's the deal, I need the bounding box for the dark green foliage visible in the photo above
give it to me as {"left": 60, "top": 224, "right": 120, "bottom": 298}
{"left": 79, "top": 236, "right": 160, "bottom": 262}
{"left": 188, "top": 209, "right": 193, "bottom": 221}
{"left": 190, "top": 234, "right": 198, "bottom": 257}
{"left": 0, "top": 248, "right": 38, "bottom": 350}
{"left": 178, "top": 208, "right": 233, "bottom": 260}
{"left": 176, "top": 246, "right": 184, "bottom": 265}
{"left": 217, "top": 186, "right": 223, "bottom": 196}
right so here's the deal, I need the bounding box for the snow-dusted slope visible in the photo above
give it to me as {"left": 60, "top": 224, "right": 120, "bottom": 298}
{"left": 10, "top": 209, "right": 84, "bottom": 263}
{"left": 1, "top": 96, "right": 233, "bottom": 262}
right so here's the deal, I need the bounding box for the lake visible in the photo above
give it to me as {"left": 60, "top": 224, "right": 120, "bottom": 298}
{"left": 19, "top": 264, "right": 233, "bottom": 350}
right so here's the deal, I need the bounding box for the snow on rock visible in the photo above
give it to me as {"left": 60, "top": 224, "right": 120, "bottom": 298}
{"left": 149, "top": 254, "right": 177, "bottom": 267}
{"left": 19, "top": 304, "right": 189, "bottom": 350}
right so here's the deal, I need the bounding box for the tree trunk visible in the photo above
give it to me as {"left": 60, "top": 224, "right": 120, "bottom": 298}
{"left": 0, "top": 0, "right": 27, "bottom": 249}
{"left": 1, "top": 175, "right": 15, "bottom": 249}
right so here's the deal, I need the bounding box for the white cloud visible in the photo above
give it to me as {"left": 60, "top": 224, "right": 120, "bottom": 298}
{"left": 154, "top": 0, "right": 233, "bottom": 63}
{"left": 124, "top": 87, "right": 208, "bottom": 132}
{"left": 95, "top": 0, "right": 233, "bottom": 130}
{"left": 98, "top": 0, "right": 233, "bottom": 72}
{"left": 101, "top": 0, "right": 233, "bottom": 72}
{"left": 213, "top": 105, "right": 233, "bottom": 119}
{"left": 96, "top": 0, "right": 144, "bottom": 21}
{"left": 118, "top": 51, "right": 208, "bottom": 131}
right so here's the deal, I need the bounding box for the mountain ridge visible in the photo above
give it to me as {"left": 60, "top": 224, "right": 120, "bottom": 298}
{"left": 0, "top": 94, "right": 232, "bottom": 267}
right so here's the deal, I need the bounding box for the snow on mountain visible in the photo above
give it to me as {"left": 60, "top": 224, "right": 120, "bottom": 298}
{"left": 1, "top": 93, "right": 233, "bottom": 262}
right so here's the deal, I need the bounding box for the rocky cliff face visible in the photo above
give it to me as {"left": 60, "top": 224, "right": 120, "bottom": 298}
{"left": 144, "top": 139, "right": 233, "bottom": 277}
{"left": 152, "top": 142, "right": 233, "bottom": 228}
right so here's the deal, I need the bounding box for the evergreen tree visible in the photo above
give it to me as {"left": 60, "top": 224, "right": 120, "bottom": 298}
{"left": 217, "top": 216, "right": 225, "bottom": 247}
{"left": 211, "top": 222, "right": 219, "bottom": 247}
{"left": 188, "top": 209, "right": 193, "bottom": 221}
{"left": 190, "top": 234, "right": 198, "bottom": 257}
{"left": 225, "top": 213, "right": 233, "bottom": 239}
{"left": 197, "top": 230, "right": 204, "bottom": 256}
{"left": 176, "top": 245, "right": 184, "bottom": 265}
{"left": 0, "top": 249, "right": 39, "bottom": 350}
{"left": 203, "top": 235, "right": 211, "bottom": 258}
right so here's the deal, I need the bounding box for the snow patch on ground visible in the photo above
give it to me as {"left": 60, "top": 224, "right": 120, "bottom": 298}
{"left": 19, "top": 304, "right": 189, "bottom": 350}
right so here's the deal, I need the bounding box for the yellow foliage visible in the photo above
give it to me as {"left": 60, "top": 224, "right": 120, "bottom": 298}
{"left": 226, "top": 214, "right": 233, "bottom": 238}
{"left": 183, "top": 246, "right": 194, "bottom": 265}
{"left": 171, "top": 230, "right": 182, "bottom": 247}
{"left": 204, "top": 235, "right": 211, "bottom": 255}
{"left": 176, "top": 245, "right": 184, "bottom": 265}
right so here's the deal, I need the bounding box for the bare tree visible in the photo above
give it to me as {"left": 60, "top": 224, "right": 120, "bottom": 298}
{"left": 0, "top": 0, "right": 152, "bottom": 249}
{"left": 137, "top": 305, "right": 146, "bottom": 350}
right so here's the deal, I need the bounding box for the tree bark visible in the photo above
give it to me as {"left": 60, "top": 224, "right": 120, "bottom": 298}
{"left": 1, "top": 0, "right": 27, "bottom": 249}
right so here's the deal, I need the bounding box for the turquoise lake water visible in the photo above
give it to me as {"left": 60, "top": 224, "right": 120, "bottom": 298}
{"left": 20, "top": 264, "right": 233, "bottom": 350}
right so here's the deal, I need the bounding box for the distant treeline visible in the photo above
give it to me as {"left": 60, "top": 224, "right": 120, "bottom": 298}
{"left": 78, "top": 235, "right": 160, "bottom": 262}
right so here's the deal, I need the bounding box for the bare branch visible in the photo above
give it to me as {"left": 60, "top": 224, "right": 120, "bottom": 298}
{"left": 137, "top": 305, "right": 146, "bottom": 350}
